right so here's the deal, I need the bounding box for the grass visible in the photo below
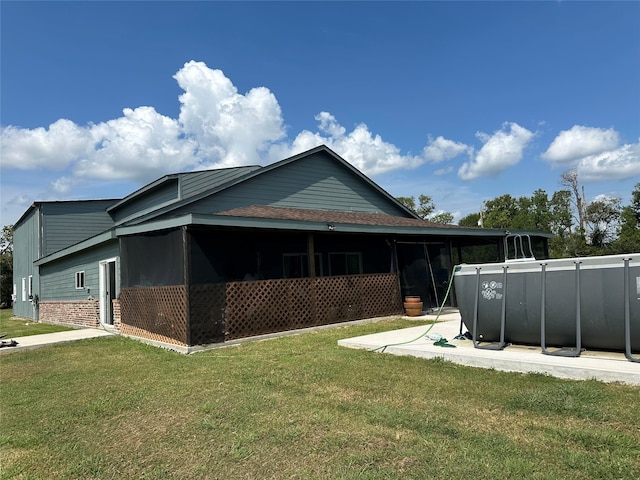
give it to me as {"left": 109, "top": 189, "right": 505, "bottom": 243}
{"left": 0, "top": 309, "right": 74, "bottom": 338}
{"left": 1, "top": 317, "right": 639, "bottom": 479}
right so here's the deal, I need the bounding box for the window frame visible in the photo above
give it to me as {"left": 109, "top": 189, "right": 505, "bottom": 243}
{"left": 75, "top": 271, "right": 85, "bottom": 289}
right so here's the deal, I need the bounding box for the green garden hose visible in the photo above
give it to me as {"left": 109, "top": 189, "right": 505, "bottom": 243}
{"left": 372, "top": 266, "right": 459, "bottom": 353}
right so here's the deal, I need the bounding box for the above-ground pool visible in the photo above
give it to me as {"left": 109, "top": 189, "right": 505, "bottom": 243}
{"left": 454, "top": 253, "right": 639, "bottom": 361}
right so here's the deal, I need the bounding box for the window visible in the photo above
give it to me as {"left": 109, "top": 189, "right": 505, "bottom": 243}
{"left": 75, "top": 271, "right": 85, "bottom": 289}
{"left": 328, "top": 252, "right": 362, "bottom": 276}
{"left": 283, "top": 253, "right": 322, "bottom": 278}
{"left": 28, "top": 275, "right": 33, "bottom": 297}
{"left": 21, "top": 278, "right": 26, "bottom": 302}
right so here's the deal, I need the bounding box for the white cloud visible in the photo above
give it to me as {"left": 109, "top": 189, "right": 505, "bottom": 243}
{"left": 175, "top": 61, "right": 286, "bottom": 168}
{"left": 51, "top": 176, "right": 77, "bottom": 194}
{"left": 3, "top": 62, "right": 423, "bottom": 186}
{"left": 279, "top": 112, "right": 423, "bottom": 176}
{"left": 578, "top": 141, "right": 640, "bottom": 182}
{"left": 542, "top": 125, "right": 620, "bottom": 164}
{"left": 422, "top": 135, "right": 472, "bottom": 163}
{"left": 0, "top": 61, "right": 287, "bottom": 188}
{"left": 5, "top": 60, "right": 632, "bottom": 207}
{"left": 1, "top": 119, "right": 91, "bottom": 170}
{"left": 592, "top": 193, "right": 616, "bottom": 203}
{"left": 540, "top": 126, "right": 639, "bottom": 182}
{"left": 72, "top": 106, "right": 197, "bottom": 181}
{"left": 458, "top": 122, "right": 535, "bottom": 180}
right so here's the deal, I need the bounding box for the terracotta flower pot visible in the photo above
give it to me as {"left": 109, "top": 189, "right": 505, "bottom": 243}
{"left": 405, "top": 296, "right": 421, "bottom": 304}
{"left": 403, "top": 301, "right": 423, "bottom": 316}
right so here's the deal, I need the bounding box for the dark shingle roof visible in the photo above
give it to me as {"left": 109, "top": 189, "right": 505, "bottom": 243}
{"left": 217, "top": 205, "right": 464, "bottom": 229}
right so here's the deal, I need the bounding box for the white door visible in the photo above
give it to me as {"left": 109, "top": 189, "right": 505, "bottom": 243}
{"left": 99, "top": 259, "right": 117, "bottom": 325}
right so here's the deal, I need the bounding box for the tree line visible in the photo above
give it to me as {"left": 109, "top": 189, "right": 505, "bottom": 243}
{"left": 397, "top": 168, "right": 640, "bottom": 258}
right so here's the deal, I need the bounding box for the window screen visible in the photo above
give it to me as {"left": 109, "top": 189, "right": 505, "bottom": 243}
{"left": 329, "top": 253, "right": 362, "bottom": 275}
{"left": 120, "top": 228, "right": 184, "bottom": 287}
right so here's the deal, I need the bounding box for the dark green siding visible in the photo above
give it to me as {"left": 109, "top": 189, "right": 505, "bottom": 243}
{"left": 12, "top": 208, "right": 40, "bottom": 318}
{"left": 39, "top": 241, "right": 120, "bottom": 302}
{"left": 111, "top": 180, "right": 178, "bottom": 224}
{"left": 42, "top": 201, "right": 116, "bottom": 255}
{"left": 170, "top": 152, "right": 410, "bottom": 217}
{"left": 180, "top": 166, "right": 260, "bottom": 199}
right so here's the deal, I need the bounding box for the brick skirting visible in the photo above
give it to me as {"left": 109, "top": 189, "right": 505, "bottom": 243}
{"left": 112, "top": 298, "right": 121, "bottom": 332}
{"left": 39, "top": 300, "right": 100, "bottom": 328}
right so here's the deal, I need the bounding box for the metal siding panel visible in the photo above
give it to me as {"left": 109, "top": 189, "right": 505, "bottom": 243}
{"left": 180, "top": 167, "right": 260, "bottom": 199}
{"left": 39, "top": 241, "right": 120, "bottom": 302}
{"left": 42, "top": 202, "right": 116, "bottom": 255}
{"left": 169, "top": 152, "right": 409, "bottom": 217}
{"left": 12, "top": 209, "right": 40, "bottom": 318}
{"left": 111, "top": 180, "right": 179, "bottom": 223}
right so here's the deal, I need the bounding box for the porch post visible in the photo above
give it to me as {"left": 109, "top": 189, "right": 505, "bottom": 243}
{"left": 183, "top": 226, "right": 191, "bottom": 346}
{"left": 307, "top": 233, "right": 318, "bottom": 323}
{"left": 307, "top": 233, "right": 316, "bottom": 277}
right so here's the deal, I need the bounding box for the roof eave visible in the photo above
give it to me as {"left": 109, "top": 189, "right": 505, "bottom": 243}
{"left": 116, "top": 213, "right": 552, "bottom": 238}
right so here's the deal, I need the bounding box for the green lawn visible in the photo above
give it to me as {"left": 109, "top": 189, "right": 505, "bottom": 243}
{"left": 0, "top": 309, "right": 73, "bottom": 338}
{"left": 1, "top": 318, "right": 639, "bottom": 479}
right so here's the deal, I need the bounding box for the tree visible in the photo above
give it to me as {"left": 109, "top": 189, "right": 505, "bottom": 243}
{"left": 396, "top": 196, "right": 416, "bottom": 212}
{"left": 544, "top": 190, "right": 574, "bottom": 257}
{"left": 431, "top": 211, "right": 454, "bottom": 225}
{"left": 528, "top": 189, "right": 553, "bottom": 231}
{"left": 416, "top": 194, "right": 436, "bottom": 220}
{"left": 560, "top": 168, "right": 586, "bottom": 235}
{"left": 612, "top": 183, "right": 640, "bottom": 253}
{"left": 458, "top": 212, "right": 481, "bottom": 227}
{"left": 0, "top": 225, "right": 13, "bottom": 307}
{"left": 396, "top": 195, "right": 454, "bottom": 224}
{"left": 613, "top": 205, "right": 640, "bottom": 253}
{"left": 585, "top": 196, "right": 622, "bottom": 249}
{"left": 549, "top": 190, "right": 573, "bottom": 236}
{"left": 482, "top": 194, "right": 519, "bottom": 228}
{"left": 631, "top": 182, "right": 640, "bottom": 223}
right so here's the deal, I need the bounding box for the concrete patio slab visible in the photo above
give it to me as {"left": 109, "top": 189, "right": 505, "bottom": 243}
{"left": 0, "top": 328, "right": 115, "bottom": 354}
{"left": 338, "top": 310, "right": 640, "bottom": 386}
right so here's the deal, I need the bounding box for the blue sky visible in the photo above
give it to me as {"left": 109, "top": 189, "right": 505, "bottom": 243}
{"left": 2, "top": 1, "right": 639, "bottom": 226}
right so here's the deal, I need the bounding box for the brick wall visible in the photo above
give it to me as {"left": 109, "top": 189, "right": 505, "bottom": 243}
{"left": 39, "top": 300, "right": 100, "bottom": 328}
{"left": 112, "top": 298, "right": 121, "bottom": 332}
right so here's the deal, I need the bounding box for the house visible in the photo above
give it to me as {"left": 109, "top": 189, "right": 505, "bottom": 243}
{"left": 12, "top": 145, "right": 551, "bottom": 351}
